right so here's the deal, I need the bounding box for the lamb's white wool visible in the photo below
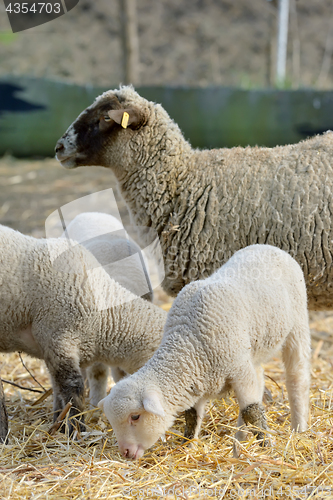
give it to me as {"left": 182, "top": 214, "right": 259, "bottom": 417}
{"left": 0, "top": 223, "right": 166, "bottom": 435}
{"left": 63, "top": 212, "right": 153, "bottom": 301}
{"left": 63, "top": 212, "right": 154, "bottom": 407}
{"left": 56, "top": 85, "right": 333, "bottom": 310}
{"left": 99, "top": 245, "right": 311, "bottom": 460}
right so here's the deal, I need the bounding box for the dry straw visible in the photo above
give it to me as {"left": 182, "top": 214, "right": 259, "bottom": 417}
{"left": 1, "top": 310, "right": 333, "bottom": 499}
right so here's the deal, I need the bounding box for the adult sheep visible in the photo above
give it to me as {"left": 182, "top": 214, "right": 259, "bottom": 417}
{"left": 56, "top": 85, "right": 333, "bottom": 309}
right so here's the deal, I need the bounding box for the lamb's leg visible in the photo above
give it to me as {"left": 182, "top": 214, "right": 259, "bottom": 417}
{"left": 49, "top": 373, "right": 64, "bottom": 422}
{"left": 234, "top": 366, "right": 265, "bottom": 445}
{"left": 47, "top": 357, "right": 85, "bottom": 436}
{"left": 0, "top": 377, "right": 8, "bottom": 444}
{"left": 183, "top": 399, "right": 207, "bottom": 442}
{"left": 184, "top": 408, "right": 198, "bottom": 440}
{"left": 111, "top": 366, "right": 127, "bottom": 383}
{"left": 86, "top": 362, "right": 109, "bottom": 407}
{"left": 282, "top": 324, "right": 311, "bottom": 432}
{"left": 232, "top": 362, "right": 268, "bottom": 444}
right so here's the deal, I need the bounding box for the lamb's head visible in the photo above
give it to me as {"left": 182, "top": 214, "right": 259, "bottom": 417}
{"left": 55, "top": 86, "right": 150, "bottom": 171}
{"left": 98, "top": 377, "right": 173, "bottom": 460}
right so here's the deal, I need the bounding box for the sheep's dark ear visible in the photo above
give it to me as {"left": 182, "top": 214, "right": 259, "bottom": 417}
{"left": 108, "top": 108, "right": 144, "bottom": 129}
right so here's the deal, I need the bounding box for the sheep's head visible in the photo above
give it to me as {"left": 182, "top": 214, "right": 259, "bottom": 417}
{"left": 98, "top": 377, "right": 172, "bottom": 460}
{"left": 55, "top": 86, "right": 148, "bottom": 170}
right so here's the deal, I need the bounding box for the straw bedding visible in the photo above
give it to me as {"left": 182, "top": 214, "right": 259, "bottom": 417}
{"left": 1, "top": 158, "right": 333, "bottom": 498}
{"left": 1, "top": 310, "right": 333, "bottom": 500}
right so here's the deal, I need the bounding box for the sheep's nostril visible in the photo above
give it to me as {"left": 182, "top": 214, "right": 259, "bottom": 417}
{"left": 55, "top": 143, "right": 64, "bottom": 153}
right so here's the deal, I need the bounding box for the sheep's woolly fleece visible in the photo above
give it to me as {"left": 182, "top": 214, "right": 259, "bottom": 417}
{"left": 56, "top": 85, "right": 333, "bottom": 309}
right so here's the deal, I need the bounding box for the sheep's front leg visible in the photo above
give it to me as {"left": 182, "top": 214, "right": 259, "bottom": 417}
{"left": 47, "top": 358, "right": 85, "bottom": 436}
{"left": 234, "top": 366, "right": 265, "bottom": 444}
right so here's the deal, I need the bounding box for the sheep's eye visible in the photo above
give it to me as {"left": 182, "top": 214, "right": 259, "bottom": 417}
{"left": 131, "top": 414, "right": 140, "bottom": 421}
{"left": 103, "top": 115, "right": 111, "bottom": 122}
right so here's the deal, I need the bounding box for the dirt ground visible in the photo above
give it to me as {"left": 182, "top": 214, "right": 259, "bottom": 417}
{"left": 1, "top": 0, "right": 333, "bottom": 89}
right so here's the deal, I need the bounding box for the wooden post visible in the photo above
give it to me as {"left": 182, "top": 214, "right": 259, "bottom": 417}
{"left": 119, "top": 0, "right": 140, "bottom": 85}
{"left": 276, "top": 0, "right": 290, "bottom": 87}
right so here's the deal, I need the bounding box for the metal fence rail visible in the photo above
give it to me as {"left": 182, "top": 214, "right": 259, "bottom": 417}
{"left": 1, "top": 75, "right": 333, "bottom": 156}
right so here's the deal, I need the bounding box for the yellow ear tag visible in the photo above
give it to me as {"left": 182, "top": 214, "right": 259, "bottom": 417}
{"left": 121, "top": 112, "right": 129, "bottom": 129}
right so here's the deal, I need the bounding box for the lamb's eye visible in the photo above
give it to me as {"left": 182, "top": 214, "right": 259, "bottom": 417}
{"left": 104, "top": 115, "right": 111, "bottom": 122}
{"left": 131, "top": 414, "right": 140, "bottom": 421}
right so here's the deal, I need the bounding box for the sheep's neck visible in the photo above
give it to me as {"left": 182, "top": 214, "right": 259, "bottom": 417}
{"left": 143, "top": 336, "right": 208, "bottom": 414}
{"left": 115, "top": 128, "right": 195, "bottom": 235}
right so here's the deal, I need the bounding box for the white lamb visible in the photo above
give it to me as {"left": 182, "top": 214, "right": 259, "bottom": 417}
{"left": 99, "top": 245, "right": 311, "bottom": 459}
{"left": 0, "top": 224, "right": 166, "bottom": 435}
{"left": 63, "top": 212, "right": 154, "bottom": 406}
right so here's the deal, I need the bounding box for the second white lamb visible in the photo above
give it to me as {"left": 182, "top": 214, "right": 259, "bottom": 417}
{"left": 99, "top": 245, "right": 311, "bottom": 459}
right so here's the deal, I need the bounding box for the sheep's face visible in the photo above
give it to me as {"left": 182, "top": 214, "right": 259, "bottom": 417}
{"left": 55, "top": 89, "right": 147, "bottom": 170}
{"left": 98, "top": 379, "right": 172, "bottom": 460}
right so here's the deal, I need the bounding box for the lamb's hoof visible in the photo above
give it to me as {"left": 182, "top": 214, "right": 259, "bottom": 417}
{"left": 254, "top": 430, "right": 267, "bottom": 446}
{"left": 233, "top": 439, "right": 242, "bottom": 458}
{"left": 257, "top": 432, "right": 274, "bottom": 448}
{"left": 0, "top": 433, "right": 8, "bottom": 445}
{"left": 241, "top": 403, "right": 268, "bottom": 446}
{"left": 59, "top": 416, "right": 85, "bottom": 437}
{"left": 182, "top": 436, "right": 196, "bottom": 448}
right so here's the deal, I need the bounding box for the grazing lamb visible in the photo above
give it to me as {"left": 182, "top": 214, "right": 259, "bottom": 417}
{"left": 0, "top": 224, "right": 166, "bottom": 435}
{"left": 98, "top": 245, "right": 311, "bottom": 460}
{"left": 56, "top": 85, "right": 333, "bottom": 310}
{"left": 63, "top": 212, "right": 154, "bottom": 407}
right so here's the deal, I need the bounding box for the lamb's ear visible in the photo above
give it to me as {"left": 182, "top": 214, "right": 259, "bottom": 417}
{"left": 143, "top": 391, "right": 165, "bottom": 418}
{"left": 108, "top": 108, "right": 144, "bottom": 129}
